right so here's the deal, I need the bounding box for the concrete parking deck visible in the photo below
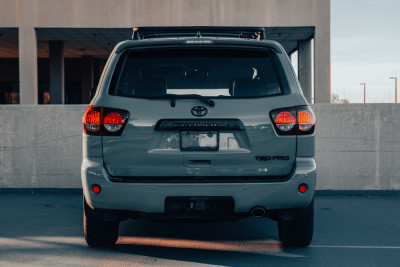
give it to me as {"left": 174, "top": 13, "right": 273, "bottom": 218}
{"left": 0, "top": 193, "right": 399, "bottom": 266}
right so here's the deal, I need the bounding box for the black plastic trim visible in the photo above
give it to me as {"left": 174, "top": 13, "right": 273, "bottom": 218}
{"left": 155, "top": 119, "right": 245, "bottom": 131}
{"left": 132, "top": 26, "right": 266, "bottom": 40}
{"left": 108, "top": 164, "right": 295, "bottom": 183}
{"left": 109, "top": 175, "right": 291, "bottom": 183}
{"left": 116, "top": 40, "right": 283, "bottom": 55}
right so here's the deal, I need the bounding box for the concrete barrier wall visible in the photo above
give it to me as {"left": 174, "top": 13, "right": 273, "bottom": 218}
{"left": 313, "top": 104, "right": 400, "bottom": 190}
{"left": 0, "top": 105, "right": 86, "bottom": 188}
{"left": 0, "top": 104, "right": 399, "bottom": 190}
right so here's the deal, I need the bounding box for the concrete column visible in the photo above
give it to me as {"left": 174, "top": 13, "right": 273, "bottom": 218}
{"left": 298, "top": 39, "right": 312, "bottom": 103}
{"left": 49, "top": 41, "right": 65, "bottom": 104}
{"left": 19, "top": 27, "right": 38, "bottom": 104}
{"left": 81, "top": 56, "right": 94, "bottom": 104}
{"left": 314, "top": 1, "right": 331, "bottom": 103}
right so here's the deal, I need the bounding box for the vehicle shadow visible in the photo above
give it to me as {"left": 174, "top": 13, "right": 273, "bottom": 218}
{"left": 104, "top": 217, "right": 311, "bottom": 266}
{"left": 0, "top": 194, "right": 314, "bottom": 266}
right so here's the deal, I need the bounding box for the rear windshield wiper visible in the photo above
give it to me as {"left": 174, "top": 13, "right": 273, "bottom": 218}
{"left": 164, "top": 94, "right": 215, "bottom": 107}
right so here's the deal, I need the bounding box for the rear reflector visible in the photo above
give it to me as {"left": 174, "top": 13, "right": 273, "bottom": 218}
{"left": 91, "top": 184, "right": 101, "bottom": 194}
{"left": 298, "top": 184, "right": 308, "bottom": 193}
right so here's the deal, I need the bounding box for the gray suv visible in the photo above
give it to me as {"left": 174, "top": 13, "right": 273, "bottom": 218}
{"left": 81, "top": 27, "right": 316, "bottom": 247}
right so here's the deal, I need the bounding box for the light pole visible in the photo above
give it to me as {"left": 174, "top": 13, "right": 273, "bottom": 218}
{"left": 360, "top": 83, "right": 366, "bottom": 103}
{"left": 390, "top": 77, "right": 397, "bottom": 103}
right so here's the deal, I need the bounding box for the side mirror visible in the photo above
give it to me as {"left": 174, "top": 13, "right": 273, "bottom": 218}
{"left": 89, "top": 86, "right": 97, "bottom": 101}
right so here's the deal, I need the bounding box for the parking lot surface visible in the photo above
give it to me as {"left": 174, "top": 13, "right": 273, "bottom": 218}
{"left": 0, "top": 193, "right": 399, "bottom": 266}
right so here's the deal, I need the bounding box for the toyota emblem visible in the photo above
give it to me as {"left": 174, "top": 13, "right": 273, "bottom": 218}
{"left": 191, "top": 106, "right": 208, "bottom": 117}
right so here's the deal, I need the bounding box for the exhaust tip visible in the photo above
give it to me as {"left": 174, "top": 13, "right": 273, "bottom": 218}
{"left": 250, "top": 206, "right": 266, "bottom": 218}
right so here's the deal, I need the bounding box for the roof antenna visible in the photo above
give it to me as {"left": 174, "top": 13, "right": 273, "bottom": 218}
{"left": 195, "top": 31, "right": 202, "bottom": 38}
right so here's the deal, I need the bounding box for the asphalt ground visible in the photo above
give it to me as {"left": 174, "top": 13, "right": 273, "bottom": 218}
{"left": 0, "top": 193, "right": 399, "bottom": 267}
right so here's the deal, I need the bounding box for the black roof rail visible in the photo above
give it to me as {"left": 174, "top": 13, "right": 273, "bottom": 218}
{"left": 132, "top": 27, "right": 265, "bottom": 40}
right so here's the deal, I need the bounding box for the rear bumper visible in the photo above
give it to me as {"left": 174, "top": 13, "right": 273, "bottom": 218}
{"left": 81, "top": 157, "right": 316, "bottom": 213}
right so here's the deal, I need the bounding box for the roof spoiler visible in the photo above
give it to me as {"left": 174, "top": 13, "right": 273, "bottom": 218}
{"left": 132, "top": 27, "right": 266, "bottom": 40}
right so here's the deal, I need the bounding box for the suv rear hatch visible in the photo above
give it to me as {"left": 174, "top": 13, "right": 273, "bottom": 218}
{"left": 101, "top": 46, "right": 299, "bottom": 181}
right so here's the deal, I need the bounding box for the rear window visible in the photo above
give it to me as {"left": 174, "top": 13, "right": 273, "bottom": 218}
{"left": 109, "top": 48, "right": 285, "bottom": 98}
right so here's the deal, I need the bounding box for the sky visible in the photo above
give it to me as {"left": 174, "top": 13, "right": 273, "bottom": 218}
{"left": 331, "top": 0, "right": 400, "bottom": 103}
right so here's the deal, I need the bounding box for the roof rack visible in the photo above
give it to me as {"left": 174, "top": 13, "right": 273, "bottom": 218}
{"left": 132, "top": 27, "right": 265, "bottom": 40}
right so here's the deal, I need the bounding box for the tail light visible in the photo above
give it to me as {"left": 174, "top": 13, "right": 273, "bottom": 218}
{"left": 298, "top": 109, "right": 315, "bottom": 132}
{"left": 83, "top": 106, "right": 129, "bottom": 136}
{"left": 270, "top": 106, "right": 315, "bottom": 135}
{"left": 104, "top": 112, "right": 124, "bottom": 132}
{"left": 83, "top": 107, "right": 101, "bottom": 133}
{"left": 274, "top": 111, "right": 296, "bottom": 132}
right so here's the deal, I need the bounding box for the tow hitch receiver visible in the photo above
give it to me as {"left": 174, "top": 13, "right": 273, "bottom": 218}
{"left": 165, "top": 196, "right": 234, "bottom": 218}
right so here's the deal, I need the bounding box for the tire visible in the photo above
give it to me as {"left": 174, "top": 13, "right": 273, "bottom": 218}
{"left": 278, "top": 201, "right": 314, "bottom": 247}
{"left": 84, "top": 198, "right": 119, "bottom": 247}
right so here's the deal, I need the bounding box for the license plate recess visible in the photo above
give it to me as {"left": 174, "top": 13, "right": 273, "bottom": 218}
{"left": 180, "top": 131, "right": 219, "bottom": 151}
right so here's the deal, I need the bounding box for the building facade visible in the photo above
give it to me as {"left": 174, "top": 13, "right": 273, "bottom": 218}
{"left": 0, "top": 0, "right": 330, "bottom": 104}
